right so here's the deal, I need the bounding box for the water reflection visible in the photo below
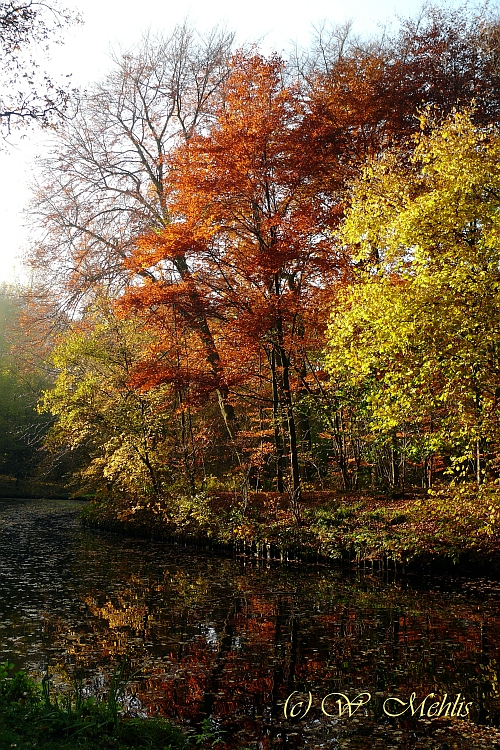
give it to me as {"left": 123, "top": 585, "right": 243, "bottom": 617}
{"left": 1, "top": 498, "right": 500, "bottom": 747}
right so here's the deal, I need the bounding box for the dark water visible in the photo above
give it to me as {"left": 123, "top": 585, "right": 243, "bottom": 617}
{"left": 1, "top": 498, "right": 500, "bottom": 748}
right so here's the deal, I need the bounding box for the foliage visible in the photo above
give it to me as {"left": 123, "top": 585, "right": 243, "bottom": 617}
{"left": 120, "top": 50, "right": 340, "bottom": 504}
{"left": 327, "top": 110, "right": 500, "bottom": 486}
{"left": 29, "top": 22, "right": 240, "bottom": 486}
{"left": 40, "top": 297, "right": 211, "bottom": 500}
{"left": 311, "top": 482, "right": 500, "bottom": 566}
{"left": 28, "top": 22, "right": 234, "bottom": 304}
{"left": 0, "top": 285, "right": 53, "bottom": 482}
{"left": 28, "top": 5, "right": 500, "bottom": 512}
{"left": 81, "top": 480, "right": 500, "bottom": 570}
{"left": 0, "top": 661, "right": 187, "bottom": 749}
{"left": 191, "top": 718, "right": 224, "bottom": 748}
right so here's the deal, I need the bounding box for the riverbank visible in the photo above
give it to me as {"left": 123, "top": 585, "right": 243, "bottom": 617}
{"left": 0, "top": 661, "right": 187, "bottom": 750}
{"left": 0, "top": 474, "right": 69, "bottom": 500}
{"left": 81, "top": 482, "right": 500, "bottom": 573}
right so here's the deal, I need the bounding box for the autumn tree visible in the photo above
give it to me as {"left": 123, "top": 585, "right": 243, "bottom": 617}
{"left": 288, "top": 2, "right": 500, "bottom": 489}
{"left": 39, "top": 296, "right": 225, "bottom": 501}
{"left": 304, "top": 4, "right": 500, "bottom": 185}
{"left": 327, "top": 110, "right": 500, "bottom": 488}
{"left": 28, "top": 22, "right": 234, "bottom": 303}
{"left": 119, "top": 52, "right": 342, "bottom": 509}
{"left": 29, "top": 6, "right": 500, "bottom": 506}
{"left": 27, "top": 22, "right": 242, "bottom": 437}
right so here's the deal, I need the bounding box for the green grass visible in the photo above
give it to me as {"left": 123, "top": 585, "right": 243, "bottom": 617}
{"left": 0, "top": 661, "right": 187, "bottom": 750}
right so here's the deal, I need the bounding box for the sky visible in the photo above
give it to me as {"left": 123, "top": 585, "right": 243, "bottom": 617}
{"left": 0, "top": 0, "right": 455, "bottom": 284}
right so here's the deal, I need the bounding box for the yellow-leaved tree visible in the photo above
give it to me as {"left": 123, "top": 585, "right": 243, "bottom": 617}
{"left": 326, "top": 111, "right": 500, "bottom": 487}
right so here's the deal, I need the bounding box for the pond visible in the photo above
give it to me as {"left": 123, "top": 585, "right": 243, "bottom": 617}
{"left": 0, "top": 497, "right": 500, "bottom": 748}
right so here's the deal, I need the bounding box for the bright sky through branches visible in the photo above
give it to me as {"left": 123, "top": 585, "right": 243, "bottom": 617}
{"left": 0, "top": 0, "right": 460, "bottom": 284}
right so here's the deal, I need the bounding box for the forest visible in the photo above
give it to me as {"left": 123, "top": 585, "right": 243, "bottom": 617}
{"left": 3, "top": 2, "right": 500, "bottom": 566}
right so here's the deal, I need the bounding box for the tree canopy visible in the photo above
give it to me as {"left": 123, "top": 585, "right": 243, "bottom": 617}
{"left": 26, "top": 3, "right": 500, "bottom": 508}
{"left": 327, "top": 110, "right": 500, "bottom": 485}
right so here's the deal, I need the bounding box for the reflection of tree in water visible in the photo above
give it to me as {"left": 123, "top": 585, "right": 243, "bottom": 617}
{"left": 3, "top": 503, "right": 500, "bottom": 746}
{"left": 63, "top": 559, "right": 500, "bottom": 741}
{"left": 474, "top": 622, "right": 500, "bottom": 725}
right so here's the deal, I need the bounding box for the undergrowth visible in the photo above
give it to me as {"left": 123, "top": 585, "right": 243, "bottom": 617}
{"left": 82, "top": 481, "right": 500, "bottom": 570}
{"left": 0, "top": 660, "right": 187, "bottom": 749}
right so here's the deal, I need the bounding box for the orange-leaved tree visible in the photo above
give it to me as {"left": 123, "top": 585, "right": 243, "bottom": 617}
{"left": 119, "top": 52, "right": 342, "bottom": 510}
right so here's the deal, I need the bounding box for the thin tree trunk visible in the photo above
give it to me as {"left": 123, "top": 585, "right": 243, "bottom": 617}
{"left": 274, "top": 302, "right": 301, "bottom": 511}
{"left": 477, "top": 437, "right": 482, "bottom": 486}
{"left": 297, "top": 363, "right": 313, "bottom": 480}
{"left": 335, "top": 410, "right": 351, "bottom": 490}
{"left": 271, "top": 346, "right": 285, "bottom": 493}
{"left": 280, "top": 345, "right": 302, "bottom": 512}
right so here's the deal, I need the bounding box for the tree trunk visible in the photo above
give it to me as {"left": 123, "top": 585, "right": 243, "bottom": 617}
{"left": 173, "top": 253, "right": 239, "bottom": 449}
{"left": 279, "top": 344, "right": 302, "bottom": 514}
{"left": 270, "top": 346, "right": 285, "bottom": 493}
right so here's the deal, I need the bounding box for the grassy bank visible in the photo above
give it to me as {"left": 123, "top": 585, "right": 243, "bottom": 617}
{"left": 0, "top": 661, "right": 187, "bottom": 750}
{"left": 81, "top": 481, "right": 500, "bottom": 572}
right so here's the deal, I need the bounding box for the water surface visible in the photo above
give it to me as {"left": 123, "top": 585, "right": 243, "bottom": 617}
{"left": 1, "top": 498, "right": 499, "bottom": 747}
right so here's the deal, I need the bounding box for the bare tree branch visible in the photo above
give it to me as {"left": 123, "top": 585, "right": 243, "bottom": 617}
{"left": 0, "top": 1, "right": 80, "bottom": 134}
{"left": 27, "top": 22, "right": 235, "bottom": 309}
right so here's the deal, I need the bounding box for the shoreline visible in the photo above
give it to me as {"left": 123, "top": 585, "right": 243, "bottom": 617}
{"left": 79, "top": 484, "right": 500, "bottom": 577}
